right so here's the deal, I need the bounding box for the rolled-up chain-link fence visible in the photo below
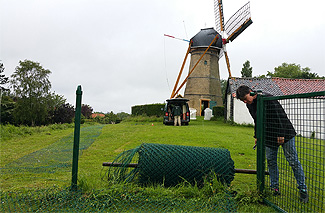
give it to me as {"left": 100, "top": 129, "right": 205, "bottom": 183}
{"left": 107, "top": 143, "right": 235, "bottom": 187}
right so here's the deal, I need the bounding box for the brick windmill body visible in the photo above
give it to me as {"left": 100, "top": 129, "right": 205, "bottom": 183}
{"left": 184, "top": 28, "right": 223, "bottom": 116}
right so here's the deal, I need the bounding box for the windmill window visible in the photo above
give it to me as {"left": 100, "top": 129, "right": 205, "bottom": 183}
{"left": 204, "top": 60, "right": 207, "bottom": 65}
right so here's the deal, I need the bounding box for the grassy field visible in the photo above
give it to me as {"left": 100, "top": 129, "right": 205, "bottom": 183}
{"left": 0, "top": 117, "right": 275, "bottom": 212}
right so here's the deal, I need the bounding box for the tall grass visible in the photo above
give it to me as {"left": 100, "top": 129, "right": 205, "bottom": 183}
{"left": 0, "top": 123, "right": 75, "bottom": 141}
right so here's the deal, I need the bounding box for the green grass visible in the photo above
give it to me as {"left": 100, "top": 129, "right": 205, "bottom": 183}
{"left": 0, "top": 117, "right": 274, "bottom": 212}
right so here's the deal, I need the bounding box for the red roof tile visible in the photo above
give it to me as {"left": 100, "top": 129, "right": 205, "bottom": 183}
{"left": 272, "top": 78, "right": 325, "bottom": 95}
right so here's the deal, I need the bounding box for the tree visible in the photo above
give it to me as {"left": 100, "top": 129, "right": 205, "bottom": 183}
{"left": 267, "top": 63, "right": 321, "bottom": 79}
{"left": 241, "top": 60, "right": 252, "bottom": 77}
{"left": 106, "top": 111, "right": 118, "bottom": 124}
{"left": 53, "top": 103, "right": 75, "bottom": 124}
{"left": 117, "top": 112, "right": 130, "bottom": 121}
{"left": 0, "top": 95, "right": 15, "bottom": 124}
{"left": 0, "top": 62, "right": 14, "bottom": 124}
{"left": 47, "top": 92, "right": 66, "bottom": 123}
{"left": 10, "top": 60, "right": 52, "bottom": 126}
{"left": 220, "top": 79, "right": 228, "bottom": 102}
{"left": 0, "top": 63, "right": 9, "bottom": 91}
{"left": 81, "top": 104, "right": 93, "bottom": 119}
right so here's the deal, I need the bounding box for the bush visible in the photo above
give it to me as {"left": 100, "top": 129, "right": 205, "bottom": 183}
{"left": 213, "top": 106, "right": 224, "bottom": 118}
{"left": 131, "top": 103, "right": 165, "bottom": 117}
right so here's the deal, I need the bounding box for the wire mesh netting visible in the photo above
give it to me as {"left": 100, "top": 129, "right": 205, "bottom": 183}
{"left": 0, "top": 125, "right": 104, "bottom": 194}
{"left": 261, "top": 92, "right": 324, "bottom": 212}
{"left": 1, "top": 125, "right": 104, "bottom": 175}
{"left": 0, "top": 186, "right": 237, "bottom": 212}
{"left": 107, "top": 143, "right": 235, "bottom": 187}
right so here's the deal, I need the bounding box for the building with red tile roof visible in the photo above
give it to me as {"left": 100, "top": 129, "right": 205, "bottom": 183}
{"left": 91, "top": 113, "right": 105, "bottom": 118}
{"left": 225, "top": 77, "right": 325, "bottom": 126}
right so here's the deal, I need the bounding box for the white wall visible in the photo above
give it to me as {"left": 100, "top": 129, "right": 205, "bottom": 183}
{"left": 282, "top": 98, "right": 324, "bottom": 140}
{"left": 227, "top": 94, "right": 324, "bottom": 140}
{"left": 232, "top": 97, "right": 254, "bottom": 125}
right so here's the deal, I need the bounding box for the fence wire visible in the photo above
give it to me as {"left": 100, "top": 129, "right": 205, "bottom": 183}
{"left": 0, "top": 186, "right": 237, "bottom": 212}
{"left": 261, "top": 92, "right": 324, "bottom": 212}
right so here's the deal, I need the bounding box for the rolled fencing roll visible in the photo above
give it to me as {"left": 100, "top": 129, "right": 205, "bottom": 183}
{"left": 107, "top": 143, "right": 235, "bottom": 187}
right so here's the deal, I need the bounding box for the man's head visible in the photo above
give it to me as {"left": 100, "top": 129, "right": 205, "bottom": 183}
{"left": 236, "top": 85, "right": 256, "bottom": 104}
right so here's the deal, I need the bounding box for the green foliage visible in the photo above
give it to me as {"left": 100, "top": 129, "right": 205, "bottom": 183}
{"left": 116, "top": 112, "right": 130, "bottom": 120}
{"left": 53, "top": 103, "right": 75, "bottom": 124}
{"left": 241, "top": 60, "right": 253, "bottom": 77}
{"left": 213, "top": 106, "right": 224, "bottom": 118}
{"left": 267, "top": 62, "right": 322, "bottom": 79}
{"left": 0, "top": 62, "right": 9, "bottom": 91}
{"left": 0, "top": 123, "right": 74, "bottom": 141}
{"left": 131, "top": 103, "right": 165, "bottom": 117}
{"left": 81, "top": 104, "right": 93, "bottom": 119}
{"left": 92, "top": 111, "right": 121, "bottom": 124}
{"left": 0, "top": 94, "right": 15, "bottom": 124}
{"left": 220, "top": 79, "right": 228, "bottom": 101}
{"left": 10, "top": 60, "right": 52, "bottom": 126}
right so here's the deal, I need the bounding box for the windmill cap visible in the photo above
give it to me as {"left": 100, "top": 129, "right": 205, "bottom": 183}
{"left": 191, "top": 28, "right": 222, "bottom": 48}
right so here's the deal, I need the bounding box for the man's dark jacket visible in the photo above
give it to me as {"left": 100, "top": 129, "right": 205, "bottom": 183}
{"left": 246, "top": 92, "right": 296, "bottom": 148}
{"left": 172, "top": 105, "right": 182, "bottom": 116}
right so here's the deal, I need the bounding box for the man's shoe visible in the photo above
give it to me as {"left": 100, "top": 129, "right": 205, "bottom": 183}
{"left": 271, "top": 188, "right": 281, "bottom": 196}
{"left": 300, "top": 189, "right": 308, "bottom": 203}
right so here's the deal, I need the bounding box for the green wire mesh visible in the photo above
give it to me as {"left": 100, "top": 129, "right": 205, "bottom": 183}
{"left": 108, "top": 143, "right": 235, "bottom": 186}
{"left": 1, "top": 125, "right": 104, "bottom": 175}
{"left": 0, "top": 186, "right": 237, "bottom": 212}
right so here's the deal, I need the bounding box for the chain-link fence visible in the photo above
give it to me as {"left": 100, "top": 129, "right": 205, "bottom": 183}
{"left": 256, "top": 91, "right": 324, "bottom": 212}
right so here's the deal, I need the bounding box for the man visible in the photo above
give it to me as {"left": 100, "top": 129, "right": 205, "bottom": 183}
{"left": 236, "top": 85, "right": 308, "bottom": 203}
{"left": 172, "top": 105, "right": 182, "bottom": 126}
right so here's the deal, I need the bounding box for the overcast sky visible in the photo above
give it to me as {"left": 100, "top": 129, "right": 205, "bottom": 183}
{"left": 1, "top": 0, "right": 324, "bottom": 113}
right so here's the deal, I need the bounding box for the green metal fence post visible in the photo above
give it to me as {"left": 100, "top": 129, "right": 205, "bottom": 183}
{"left": 71, "top": 85, "right": 82, "bottom": 191}
{"left": 256, "top": 93, "right": 266, "bottom": 193}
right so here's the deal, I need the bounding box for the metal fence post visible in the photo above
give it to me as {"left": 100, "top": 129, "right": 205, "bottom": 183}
{"left": 256, "top": 93, "right": 266, "bottom": 193}
{"left": 71, "top": 85, "right": 82, "bottom": 191}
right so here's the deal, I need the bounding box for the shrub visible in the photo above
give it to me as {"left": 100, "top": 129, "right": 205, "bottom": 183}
{"left": 131, "top": 103, "right": 165, "bottom": 117}
{"left": 213, "top": 106, "right": 224, "bottom": 118}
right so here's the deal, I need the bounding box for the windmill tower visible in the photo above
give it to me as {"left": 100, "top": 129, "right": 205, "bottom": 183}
{"left": 170, "top": 1, "right": 253, "bottom": 116}
{"left": 184, "top": 28, "right": 223, "bottom": 116}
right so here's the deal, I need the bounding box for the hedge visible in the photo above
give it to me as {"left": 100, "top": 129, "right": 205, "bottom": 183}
{"left": 131, "top": 103, "right": 165, "bottom": 117}
{"left": 212, "top": 106, "right": 224, "bottom": 118}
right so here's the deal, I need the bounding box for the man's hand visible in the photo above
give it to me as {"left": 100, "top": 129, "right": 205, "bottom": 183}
{"left": 277, "top": 137, "right": 284, "bottom": 145}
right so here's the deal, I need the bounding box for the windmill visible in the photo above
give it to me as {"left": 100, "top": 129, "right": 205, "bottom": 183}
{"left": 168, "top": 1, "right": 253, "bottom": 116}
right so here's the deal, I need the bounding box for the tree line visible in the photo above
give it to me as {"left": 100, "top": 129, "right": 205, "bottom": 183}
{"left": 0, "top": 60, "right": 126, "bottom": 126}
{"left": 1, "top": 59, "right": 323, "bottom": 126}
{"left": 240, "top": 60, "right": 323, "bottom": 79}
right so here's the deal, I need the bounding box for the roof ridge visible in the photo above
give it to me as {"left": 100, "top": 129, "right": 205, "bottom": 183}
{"left": 272, "top": 77, "right": 325, "bottom": 81}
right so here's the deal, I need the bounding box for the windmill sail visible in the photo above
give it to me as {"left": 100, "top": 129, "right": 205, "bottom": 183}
{"left": 214, "top": 0, "right": 225, "bottom": 33}
{"left": 224, "top": 1, "right": 252, "bottom": 42}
